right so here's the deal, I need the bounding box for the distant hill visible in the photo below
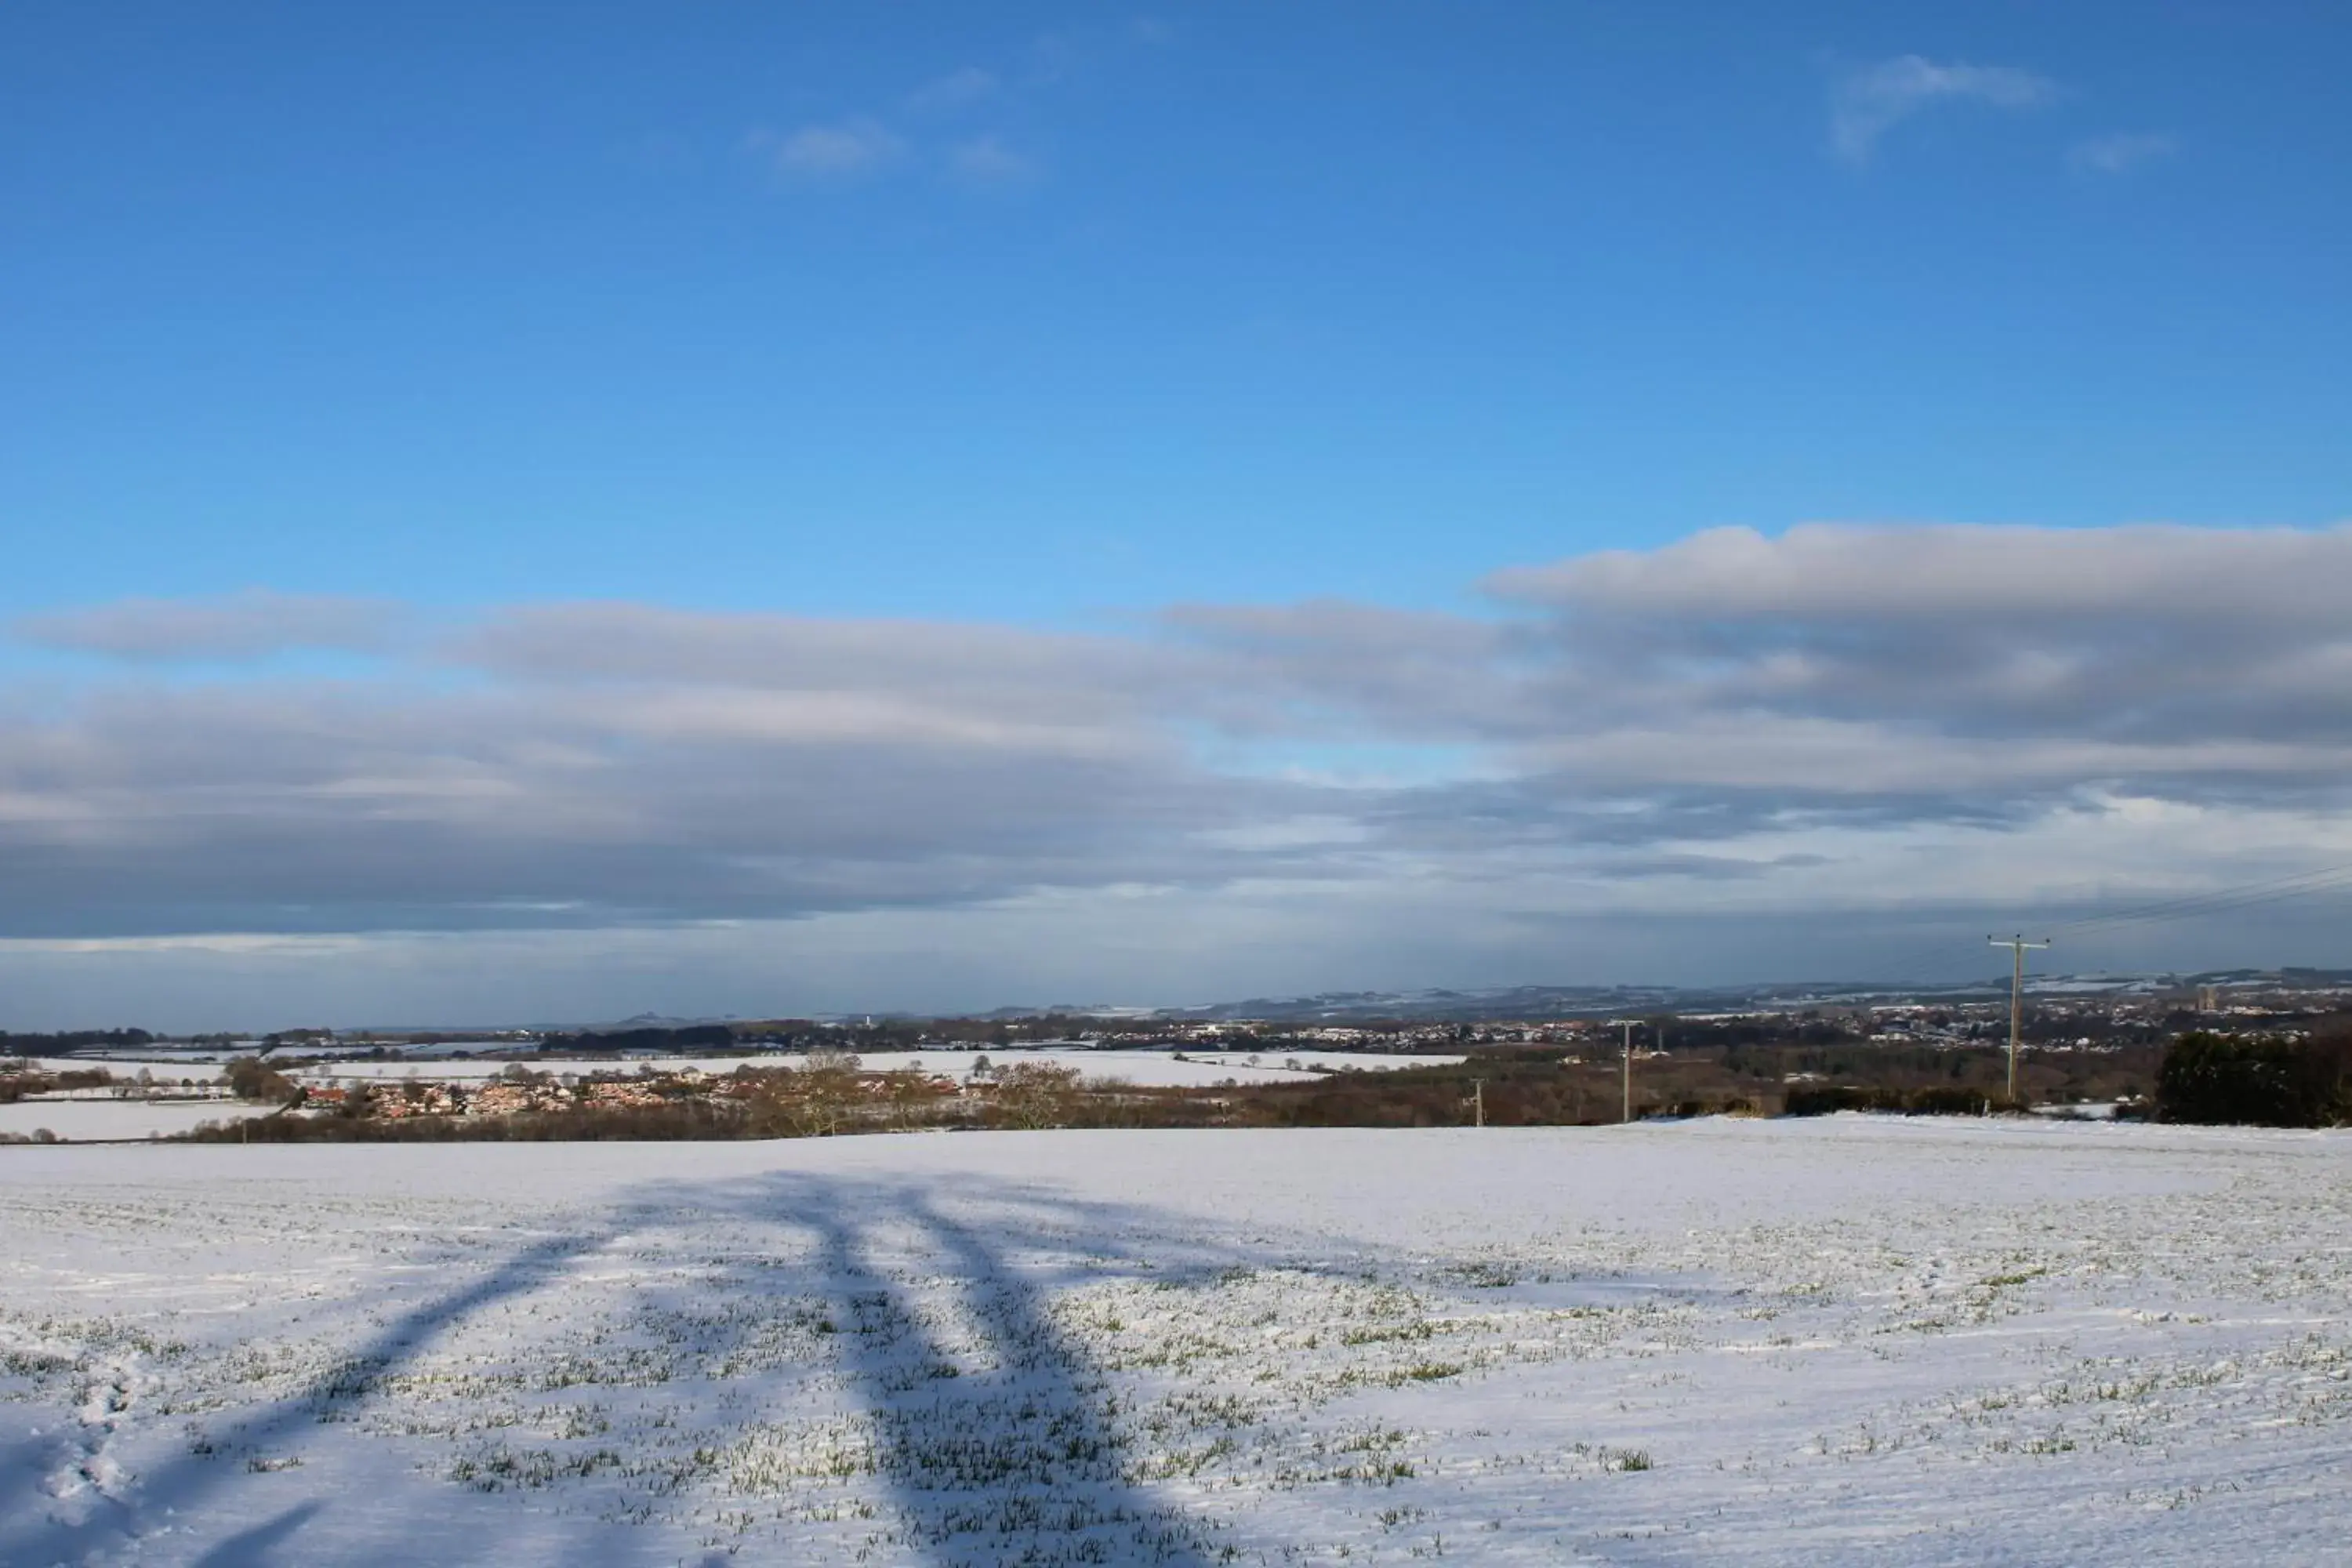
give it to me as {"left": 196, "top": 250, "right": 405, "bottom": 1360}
{"left": 325, "top": 968, "right": 2352, "bottom": 1037}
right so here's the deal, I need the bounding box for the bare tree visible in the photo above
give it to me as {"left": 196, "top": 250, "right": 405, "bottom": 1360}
{"left": 992, "top": 1062, "right": 1083, "bottom": 1130}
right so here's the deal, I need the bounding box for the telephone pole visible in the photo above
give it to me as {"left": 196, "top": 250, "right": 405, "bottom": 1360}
{"left": 1621, "top": 1020, "right": 1634, "bottom": 1123}
{"left": 1987, "top": 935, "right": 2052, "bottom": 1102}
{"left": 1469, "top": 1078, "right": 1486, "bottom": 1128}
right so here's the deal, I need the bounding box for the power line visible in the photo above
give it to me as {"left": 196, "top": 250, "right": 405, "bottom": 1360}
{"left": 1863, "top": 861, "right": 2352, "bottom": 984}
{"left": 2051, "top": 862, "right": 2352, "bottom": 938}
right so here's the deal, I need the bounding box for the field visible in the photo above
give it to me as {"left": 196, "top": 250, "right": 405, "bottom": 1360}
{"left": 27, "top": 1052, "right": 1466, "bottom": 1088}
{"left": 5, "top": 1118, "right": 2349, "bottom": 1565}
{"left": 271, "top": 1049, "right": 1468, "bottom": 1089}
{"left": 0, "top": 1102, "right": 271, "bottom": 1143}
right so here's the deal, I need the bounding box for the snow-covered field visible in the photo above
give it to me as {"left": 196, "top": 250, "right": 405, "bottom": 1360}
{"left": 5, "top": 1117, "right": 2348, "bottom": 1565}
{"left": 819, "top": 1049, "right": 1465, "bottom": 1087}
{"left": 34, "top": 1049, "right": 1465, "bottom": 1089}
{"left": 0, "top": 1102, "right": 269, "bottom": 1143}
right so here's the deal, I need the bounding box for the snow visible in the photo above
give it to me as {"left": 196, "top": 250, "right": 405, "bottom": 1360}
{"left": 0, "top": 1101, "right": 270, "bottom": 1143}
{"left": 34, "top": 1048, "right": 1465, "bottom": 1089}
{"left": 23, "top": 1060, "right": 238, "bottom": 1080}
{"left": 4, "top": 1117, "right": 2350, "bottom": 1564}
{"left": 744, "top": 1047, "right": 1463, "bottom": 1087}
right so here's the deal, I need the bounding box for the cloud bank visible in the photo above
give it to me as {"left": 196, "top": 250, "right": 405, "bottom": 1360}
{"left": 8, "top": 523, "right": 2352, "bottom": 1014}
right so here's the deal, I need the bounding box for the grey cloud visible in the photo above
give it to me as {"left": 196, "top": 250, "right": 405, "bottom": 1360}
{"left": 457, "top": 601, "right": 1148, "bottom": 690}
{"left": 1486, "top": 523, "right": 2352, "bottom": 625}
{"left": 1350, "top": 775, "right": 2043, "bottom": 861}
{"left": 1160, "top": 599, "right": 1525, "bottom": 741}
{"left": 0, "top": 636, "right": 1328, "bottom": 939}
{"left": 1472, "top": 524, "right": 2352, "bottom": 749}
{"left": 448, "top": 601, "right": 1206, "bottom": 750}
{"left": 14, "top": 590, "right": 400, "bottom": 662}
{"left": 1163, "top": 599, "right": 1497, "bottom": 660}
{"left": 1152, "top": 524, "right": 2352, "bottom": 866}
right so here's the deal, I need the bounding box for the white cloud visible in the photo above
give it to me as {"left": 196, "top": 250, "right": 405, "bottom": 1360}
{"left": 750, "top": 29, "right": 1133, "bottom": 198}
{"left": 756, "top": 118, "right": 906, "bottom": 181}
{"left": 947, "top": 134, "right": 1040, "bottom": 187}
{"left": 1830, "top": 54, "right": 2057, "bottom": 163}
{"left": 2069, "top": 132, "right": 2177, "bottom": 175}
{"left": 904, "top": 67, "right": 1000, "bottom": 116}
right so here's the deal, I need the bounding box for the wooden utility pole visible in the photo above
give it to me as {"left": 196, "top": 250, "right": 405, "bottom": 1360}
{"left": 1470, "top": 1078, "right": 1486, "bottom": 1128}
{"left": 1987, "top": 935, "right": 2052, "bottom": 1102}
{"left": 1621, "top": 1020, "right": 1634, "bottom": 1123}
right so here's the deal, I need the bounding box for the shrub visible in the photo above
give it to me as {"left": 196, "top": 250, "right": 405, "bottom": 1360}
{"left": 1904, "top": 1086, "right": 2000, "bottom": 1117}
{"left": 2156, "top": 1032, "right": 2349, "bottom": 1127}
{"left": 1781, "top": 1085, "right": 1902, "bottom": 1117}
{"left": 1780, "top": 1083, "right": 2016, "bottom": 1118}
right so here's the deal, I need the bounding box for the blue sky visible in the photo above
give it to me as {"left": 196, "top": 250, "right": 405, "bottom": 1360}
{"left": 3, "top": 5, "right": 2350, "bottom": 1025}
{"left": 8, "top": 2, "right": 2346, "bottom": 620}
